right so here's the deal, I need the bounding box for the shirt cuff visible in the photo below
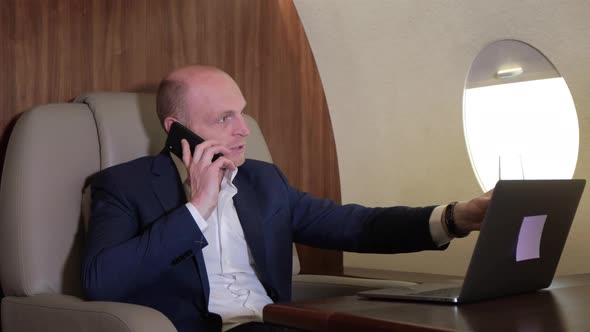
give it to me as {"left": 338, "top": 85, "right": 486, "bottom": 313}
{"left": 429, "top": 205, "right": 452, "bottom": 246}
{"left": 185, "top": 202, "right": 209, "bottom": 233}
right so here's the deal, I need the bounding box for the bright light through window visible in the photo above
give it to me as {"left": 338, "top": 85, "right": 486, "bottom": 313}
{"left": 464, "top": 77, "right": 579, "bottom": 192}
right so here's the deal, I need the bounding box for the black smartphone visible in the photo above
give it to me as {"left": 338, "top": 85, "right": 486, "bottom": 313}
{"left": 165, "top": 122, "right": 222, "bottom": 162}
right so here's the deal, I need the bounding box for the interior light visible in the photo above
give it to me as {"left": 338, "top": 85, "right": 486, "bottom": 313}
{"left": 496, "top": 67, "right": 524, "bottom": 79}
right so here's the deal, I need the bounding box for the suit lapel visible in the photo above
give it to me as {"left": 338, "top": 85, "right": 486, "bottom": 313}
{"left": 150, "top": 151, "right": 211, "bottom": 308}
{"left": 233, "top": 171, "right": 268, "bottom": 282}
{"left": 150, "top": 151, "right": 186, "bottom": 212}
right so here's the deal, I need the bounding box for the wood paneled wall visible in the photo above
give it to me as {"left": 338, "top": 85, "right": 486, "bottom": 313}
{"left": 0, "top": 0, "right": 342, "bottom": 275}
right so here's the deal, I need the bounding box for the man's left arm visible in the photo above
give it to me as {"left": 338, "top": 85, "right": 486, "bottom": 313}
{"left": 271, "top": 165, "right": 491, "bottom": 253}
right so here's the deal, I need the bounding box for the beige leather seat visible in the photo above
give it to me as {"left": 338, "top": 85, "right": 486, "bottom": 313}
{"left": 0, "top": 93, "right": 278, "bottom": 332}
{"left": 0, "top": 92, "right": 409, "bottom": 331}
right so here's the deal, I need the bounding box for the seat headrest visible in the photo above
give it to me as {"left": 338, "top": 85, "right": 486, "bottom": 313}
{"left": 75, "top": 92, "right": 272, "bottom": 168}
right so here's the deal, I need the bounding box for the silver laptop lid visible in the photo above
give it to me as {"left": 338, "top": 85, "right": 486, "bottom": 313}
{"left": 459, "top": 179, "right": 586, "bottom": 303}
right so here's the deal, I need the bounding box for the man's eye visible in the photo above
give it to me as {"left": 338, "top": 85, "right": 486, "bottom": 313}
{"left": 219, "top": 115, "right": 232, "bottom": 123}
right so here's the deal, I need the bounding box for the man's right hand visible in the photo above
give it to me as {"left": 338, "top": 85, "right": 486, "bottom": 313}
{"left": 181, "top": 139, "right": 236, "bottom": 220}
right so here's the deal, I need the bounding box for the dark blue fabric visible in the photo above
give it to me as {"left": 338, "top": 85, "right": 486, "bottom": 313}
{"left": 81, "top": 151, "right": 443, "bottom": 332}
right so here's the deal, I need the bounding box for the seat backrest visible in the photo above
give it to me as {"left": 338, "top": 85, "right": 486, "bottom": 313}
{"left": 0, "top": 103, "right": 100, "bottom": 297}
{"left": 0, "top": 92, "right": 298, "bottom": 298}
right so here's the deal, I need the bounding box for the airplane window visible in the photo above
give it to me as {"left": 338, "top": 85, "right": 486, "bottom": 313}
{"left": 463, "top": 40, "right": 579, "bottom": 192}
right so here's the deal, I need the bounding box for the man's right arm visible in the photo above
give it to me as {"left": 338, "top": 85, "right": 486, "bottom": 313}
{"left": 81, "top": 171, "right": 206, "bottom": 302}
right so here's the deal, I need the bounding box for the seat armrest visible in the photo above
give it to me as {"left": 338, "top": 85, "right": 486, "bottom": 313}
{"left": 1, "top": 295, "right": 176, "bottom": 332}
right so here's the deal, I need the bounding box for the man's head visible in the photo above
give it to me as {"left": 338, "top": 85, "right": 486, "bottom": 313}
{"left": 157, "top": 65, "right": 250, "bottom": 166}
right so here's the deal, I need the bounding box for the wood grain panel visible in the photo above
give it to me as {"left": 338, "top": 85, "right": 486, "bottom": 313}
{"left": 0, "top": 0, "right": 16, "bottom": 174}
{"left": 0, "top": 0, "right": 342, "bottom": 275}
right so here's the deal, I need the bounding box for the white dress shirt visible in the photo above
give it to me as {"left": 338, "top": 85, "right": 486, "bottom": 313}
{"left": 171, "top": 154, "right": 451, "bottom": 330}
{"left": 171, "top": 155, "right": 272, "bottom": 331}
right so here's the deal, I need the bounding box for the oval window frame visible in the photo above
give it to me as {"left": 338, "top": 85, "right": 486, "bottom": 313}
{"left": 463, "top": 40, "right": 580, "bottom": 192}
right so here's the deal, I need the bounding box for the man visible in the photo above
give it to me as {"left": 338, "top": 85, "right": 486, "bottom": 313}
{"left": 82, "top": 65, "right": 491, "bottom": 332}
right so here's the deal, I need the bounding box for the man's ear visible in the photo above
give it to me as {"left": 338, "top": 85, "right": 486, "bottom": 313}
{"left": 163, "top": 117, "right": 178, "bottom": 133}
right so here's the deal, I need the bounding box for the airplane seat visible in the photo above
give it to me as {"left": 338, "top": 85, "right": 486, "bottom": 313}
{"left": 0, "top": 92, "right": 412, "bottom": 332}
{"left": 0, "top": 92, "right": 300, "bottom": 332}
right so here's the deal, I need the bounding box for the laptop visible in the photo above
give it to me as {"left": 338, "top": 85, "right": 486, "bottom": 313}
{"left": 358, "top": 179, "right": 586, "bottom": 304}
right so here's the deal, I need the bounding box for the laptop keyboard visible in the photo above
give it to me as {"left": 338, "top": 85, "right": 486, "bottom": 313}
{"left": 413, "top": 287, "right": 461, "bottom": 298}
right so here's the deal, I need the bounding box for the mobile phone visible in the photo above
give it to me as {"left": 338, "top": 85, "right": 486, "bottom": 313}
{"left": 165, "top": 122, "right": 222, "bottom": 162}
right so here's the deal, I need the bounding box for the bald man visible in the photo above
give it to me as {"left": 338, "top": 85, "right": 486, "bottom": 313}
{"left": 82, "top": 66, "right": 491, "bottom": 332}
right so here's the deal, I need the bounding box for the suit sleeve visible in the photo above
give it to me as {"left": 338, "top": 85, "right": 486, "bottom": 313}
{"left": 271, "top": 165, "right": 445, "bottom": 253}
{"left": 81, "top": 171, "right": 206, "bottom": 302}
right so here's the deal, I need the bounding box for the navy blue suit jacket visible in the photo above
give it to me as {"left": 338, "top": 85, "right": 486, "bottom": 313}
{"left": 82, "top": 151, "right": 443, "bottom": 332}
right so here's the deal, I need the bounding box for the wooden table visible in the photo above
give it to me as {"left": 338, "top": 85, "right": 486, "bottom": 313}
{"left": 264, "top": 272, "right": 590, "bottom": 332}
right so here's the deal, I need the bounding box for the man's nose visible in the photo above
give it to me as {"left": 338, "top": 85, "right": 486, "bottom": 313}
{"left": 236, "top": 115, "right": 250, "bottom": 137}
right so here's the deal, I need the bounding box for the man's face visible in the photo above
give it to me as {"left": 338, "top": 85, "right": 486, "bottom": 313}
{"left": 182, "top": 74, "right": 250, "bottom": 167}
